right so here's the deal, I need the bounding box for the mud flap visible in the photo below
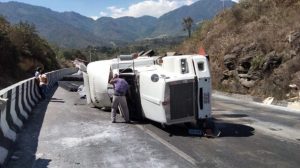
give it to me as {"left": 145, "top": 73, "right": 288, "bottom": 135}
{"left": 83, "top": 72, "right": 91, "bottom": 104}
{"left": 188, "top": 129, "right": 203, "bottom": 136}
{"left": 187, "top": 119, "right": 221, "bottom": 137}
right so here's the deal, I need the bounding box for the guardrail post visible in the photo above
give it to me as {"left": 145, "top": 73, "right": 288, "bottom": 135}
{"left": 0, "top": 97, "right": 7, "bottom": 115}
{"left": 0, "top": 97, "right": 9, "bottom": 165}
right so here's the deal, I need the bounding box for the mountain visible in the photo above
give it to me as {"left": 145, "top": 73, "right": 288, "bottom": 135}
{"left": 0, "top": 2, "right": 105, "bottom": 48}
{"left": 0, "top": 0, "right": 235, "bottom": 48}
{"left": 179, "top": 0, "right": 300, "bottom": 100}
{"left": 152, "top": 0, "right": 235, "bottom": 36}
{"left": 94, "top": 16, "right": 157, "bottom": 42}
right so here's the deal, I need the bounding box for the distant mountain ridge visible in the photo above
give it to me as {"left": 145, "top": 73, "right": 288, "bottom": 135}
{"left": 152, "top": 0, "right": 235, "bottom": 36}
{"left": 0, "top": 0, "right": 235, "bottom": 48}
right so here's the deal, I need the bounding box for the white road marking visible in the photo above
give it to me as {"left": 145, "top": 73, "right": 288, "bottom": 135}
{"left": 213, "top": 94, "right": 300, "bottom": 114}
{"left": 136, "top": 125, "right": 199, "bottom": 167}
{"left": 214, "top": 111, "right": 300, "bottom": 143}
{"left": 212, "top": 95, "right": 300, "bottom": 143}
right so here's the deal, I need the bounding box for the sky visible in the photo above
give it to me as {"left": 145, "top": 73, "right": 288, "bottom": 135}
{"left": 0, "top": 0, "right": 239, "bottom": 20}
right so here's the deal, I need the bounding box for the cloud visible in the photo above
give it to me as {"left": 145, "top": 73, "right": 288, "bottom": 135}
{"left": 99, "top": 11, "right": 108, "bottom": 17}
{"left": 104, "top": 0, "right": 198, "bottom": 18}
{"left": 90, "top": 11, "right": 108, "bottom": 20}
{"left": 90, "top": 16, "right": 99, "bottom": 20}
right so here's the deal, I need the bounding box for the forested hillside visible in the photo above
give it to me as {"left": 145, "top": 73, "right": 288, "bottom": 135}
{"left": 180, "top": 0, "right": 300, "bottom": 99}
{"left": 0, "top": 16, "right": 59, "bottom": 89}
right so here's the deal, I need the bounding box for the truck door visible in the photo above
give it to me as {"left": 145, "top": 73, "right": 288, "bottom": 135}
{"left": 192, "top": 56, "right": 212, "bottom": 119}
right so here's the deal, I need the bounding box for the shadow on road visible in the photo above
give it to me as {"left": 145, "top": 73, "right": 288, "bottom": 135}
{"left": 32, "top": 158, "right": 51, "bottom": 168}
{"left": 159, "top": 123, "right": 193, "bottom": 137}
{"left": 214, "top": 114, "right": 248, "bottom": 118}
{"left": 134, "top": 120, "right": 192, "bottom": 137}
{"left": 5, "top": 85, "right": 58, "bottom": 168}
{"left": 215, "top": 122, "right": 255, "bottom": 137}
{"left": 144, "top": 118, "right": 255, "bottom": 138}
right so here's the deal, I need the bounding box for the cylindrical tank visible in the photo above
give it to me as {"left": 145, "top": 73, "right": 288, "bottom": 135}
{"left": 86, "top": 60, "right": 112, "bottom": 108}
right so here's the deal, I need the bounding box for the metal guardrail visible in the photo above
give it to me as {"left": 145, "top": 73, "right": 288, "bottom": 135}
{"left": 0, "top": 67, "right": 78, "bottom": 165}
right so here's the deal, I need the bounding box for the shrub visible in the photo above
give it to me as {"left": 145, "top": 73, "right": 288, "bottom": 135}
{"left": 251, "top": 54, "right": 264, "bottom": 70}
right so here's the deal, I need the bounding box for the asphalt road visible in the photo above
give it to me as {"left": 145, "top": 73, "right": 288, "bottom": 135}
{"left": 142, "top": 96, "right": 300, "bottom": 168}
{"left": 5, "top": 86, "right": 300, "bottom": 168}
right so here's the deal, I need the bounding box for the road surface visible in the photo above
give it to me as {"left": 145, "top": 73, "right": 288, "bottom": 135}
{"left": 6, "top": 86, "right": 300, "bottom": 168}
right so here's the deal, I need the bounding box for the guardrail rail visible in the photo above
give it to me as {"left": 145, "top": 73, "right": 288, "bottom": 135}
{"left": 0, "top": 68, "right": 78, "bottom": 165}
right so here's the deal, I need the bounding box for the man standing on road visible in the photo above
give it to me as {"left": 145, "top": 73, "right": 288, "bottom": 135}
{"left": 109, "top": 74, "right": 130, "bottom": 123}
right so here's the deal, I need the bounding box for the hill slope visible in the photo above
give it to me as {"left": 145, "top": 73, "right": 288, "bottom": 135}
{"left": 180, "top": 0, "right": 300, "bottom": 99}
{"left": 0, "top": 16, "right": 59, "bottom": 89}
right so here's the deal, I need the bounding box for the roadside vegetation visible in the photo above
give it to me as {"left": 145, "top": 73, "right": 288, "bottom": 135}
{"left": 182, "top": 17, "right": 194, "bottom": 38}
{"left": 0, "top": 17, "right": 59, "bottom": 88}
{"left": 179, "top": 0, "right": 300, "bottom": 100}
{"left": 0, "top": 16, "right": 88, "bottom": 89}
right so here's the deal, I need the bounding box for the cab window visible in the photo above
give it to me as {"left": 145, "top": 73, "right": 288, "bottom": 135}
{"left": 198, "top": 62, "right": 204, "bottom": 71}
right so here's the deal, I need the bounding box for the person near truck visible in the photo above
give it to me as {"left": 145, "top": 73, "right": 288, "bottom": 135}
{"left": 39, "top": 73, "right": 48, "bottom": 99}
{"left": 35, "top": 67, "right": 42, "bottom": 78}
{"left": 34, "top": 67, "right": 43, "bottom": 95}
{"left": 109, "top": 74, "right": 130, "bottom": 123}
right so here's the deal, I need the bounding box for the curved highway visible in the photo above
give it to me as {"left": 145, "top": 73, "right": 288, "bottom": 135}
{"left": 6, "top": 86, "right": 300, "bottom": 168}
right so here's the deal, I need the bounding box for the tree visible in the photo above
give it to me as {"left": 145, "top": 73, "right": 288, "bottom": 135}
{"left": 0, "top": 16, "right": 10, "bottom": 35}
{"left": 182, "top": 17, "right": 194, "bottom": 38}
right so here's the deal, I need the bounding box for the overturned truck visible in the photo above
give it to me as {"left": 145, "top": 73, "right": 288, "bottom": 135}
{"left": 84, "top": 54, "right": 212, "bottom": 126}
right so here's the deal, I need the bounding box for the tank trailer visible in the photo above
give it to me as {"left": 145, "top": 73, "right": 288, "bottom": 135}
{"left": 84, "top": 54, "right": 216, "bottom": 135}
